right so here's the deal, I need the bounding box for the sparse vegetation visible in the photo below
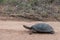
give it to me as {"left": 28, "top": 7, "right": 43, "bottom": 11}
{"left": 0, "top": 0, "right": 60, "bottom": 21}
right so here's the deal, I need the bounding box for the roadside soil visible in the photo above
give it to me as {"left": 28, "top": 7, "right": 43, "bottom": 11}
{"left": 0, "top": 21, "right": 60, "bottom": 40}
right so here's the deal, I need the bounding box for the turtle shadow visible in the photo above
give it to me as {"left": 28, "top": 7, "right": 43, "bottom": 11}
{"left": 20, "top": 30, "right": 55, "bottom": 35}
{"left": 31, "top": 32, "right": 54, "bottom": 34}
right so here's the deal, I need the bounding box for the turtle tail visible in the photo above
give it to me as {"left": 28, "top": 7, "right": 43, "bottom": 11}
{"left": 23, "top": 25, "right": 31, "bottom": 30}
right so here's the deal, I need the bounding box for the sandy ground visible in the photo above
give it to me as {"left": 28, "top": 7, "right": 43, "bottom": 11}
{"left": 0, "top": 21, "right": 60, "bottom": 40}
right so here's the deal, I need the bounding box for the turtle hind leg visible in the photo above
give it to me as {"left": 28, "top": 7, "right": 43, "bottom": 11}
{"left": 50, "top": 31, "right": 55, "bottom": 34}
{"left": 44, "top": 31, "right": 55, "bottom": 34}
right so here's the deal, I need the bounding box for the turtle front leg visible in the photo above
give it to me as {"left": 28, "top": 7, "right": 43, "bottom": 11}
{"left": 29, "top": 32, "right": 33, "bottom": 35}
{"left": 50, "top": 31, "right": 55, "bottom": 34}
{"left": 29, "top": 29, "right": 37, "bottom": 35}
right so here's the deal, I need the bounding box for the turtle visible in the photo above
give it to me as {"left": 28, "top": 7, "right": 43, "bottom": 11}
{"left": 23, "top": 23, "right": 55, "bottom": 34}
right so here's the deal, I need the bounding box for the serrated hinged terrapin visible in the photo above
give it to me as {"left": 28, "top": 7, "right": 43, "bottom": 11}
{"left": 23, "top": 23, "right": 55, "bottom": 34}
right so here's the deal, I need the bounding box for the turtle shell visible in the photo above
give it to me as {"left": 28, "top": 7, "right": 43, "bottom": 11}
{"left": 31, "top": 23, "right": 54, "bottom": 33}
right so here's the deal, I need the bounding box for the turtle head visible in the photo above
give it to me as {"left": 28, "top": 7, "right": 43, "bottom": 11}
{"left": 23, "top": 25, "right": 32, "bottom": 30}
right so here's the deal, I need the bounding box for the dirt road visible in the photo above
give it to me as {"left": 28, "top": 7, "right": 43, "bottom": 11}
{"left": 0, "top": 21, "right": 60, "bottom": 40}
